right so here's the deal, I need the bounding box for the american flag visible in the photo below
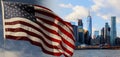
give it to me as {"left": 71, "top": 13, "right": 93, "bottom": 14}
{"left": 2, "top": 1, "right": 75, "bottom": 57}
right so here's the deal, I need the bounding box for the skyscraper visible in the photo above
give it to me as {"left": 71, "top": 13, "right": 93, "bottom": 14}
{"left": 78, "top": 19, "right": 84, "bottom": 44}
{"left": 87, "top": 11, "right": 92, "bottom": 38}
{"left": 72, "top": 24, "right": 78, "bottom": 41}
{"left": 100, "top": 27, "right": 105, "bottom": 44}
{"left": 110, "top": 16, "right": 117, "bottom": 46}
{"left": 104, "top": 22, "right": 110, "bottom": 45}
{"left": 72, "top": 24, "right": 79, "bottom": 46}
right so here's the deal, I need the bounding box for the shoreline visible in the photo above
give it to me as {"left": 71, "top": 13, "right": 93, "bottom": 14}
{"left": 75, "top": 46, "right": 120, "bottom": 50}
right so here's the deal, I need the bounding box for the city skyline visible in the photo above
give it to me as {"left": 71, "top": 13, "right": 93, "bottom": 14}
{"left": 51, "top": 0, "right": 120, "bottom": 38}
{"left": 72, "top": 16, "right": 118, "bottom": 46}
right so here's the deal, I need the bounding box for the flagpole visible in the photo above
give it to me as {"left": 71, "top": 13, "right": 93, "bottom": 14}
{"left": 1, "top": 0, "right": 6, "bottom": 57}
{"left": 1, "top": 0, "right": 5, "bottom": 39}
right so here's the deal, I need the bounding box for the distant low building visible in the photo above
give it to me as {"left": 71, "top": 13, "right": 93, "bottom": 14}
{"left": 84, "top": 30, "right": 91, "bottom": 45}
{"left": 91, "top": 36, "right": 100, "bottom": 45}
{"left": 115, "top": 37, "right": 120, "bottom": 46}
{"left": 93, "top": 31, "right": 99, "bottom": 39}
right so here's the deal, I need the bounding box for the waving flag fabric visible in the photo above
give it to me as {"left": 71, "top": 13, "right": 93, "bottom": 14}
{"left": 2, "top": 1, "right": 75, "bottom": 57}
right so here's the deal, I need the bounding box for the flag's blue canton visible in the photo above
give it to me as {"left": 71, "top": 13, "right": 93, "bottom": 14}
{"left": 4, "top": 2, "right": 36, "bottom": 22}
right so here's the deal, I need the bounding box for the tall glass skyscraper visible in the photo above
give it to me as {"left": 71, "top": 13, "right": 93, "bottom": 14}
{"left": 72, "top": 24, "right": 78, "bottom": 42}
{"left": 87, "top": 12, "right": 92, "bottom": 38}
{"left": 78, "top": 19, "right": 84, "bottom": 44}
{"left": 72, "top": 24, "right": 79, "bottom": 46}
{"left": 110, "top": 16, "right": 117, "bottom": 46}
{"left": 100, "top": 27, "right": 105, "bottom": 44}
{"left": 104, "top": 23, "right": 110, "bottom": 45}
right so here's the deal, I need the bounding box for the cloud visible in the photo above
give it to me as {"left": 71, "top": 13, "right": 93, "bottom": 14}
{"left": 97, "top": 13, "right": 110, "bottom": 20}
{"left": 91, "top": 0, "right": 120, "bottom": 24}
{"left": 107, "top": 0, "right": 120, "bottom": 11}
{"left": 59, "top": 0, "right": 119, "bottom": 22}
{"left": 59, "top": 3, "right": 73, "bottom": 8}
{"left": 91, "top": 0, "right": 120, "bottom": 37}
{"left": 91, "top": 0, "right": 105, "bottom": 12}
{"left": 116, "top": 17, "right": 120, "bottom": 23}
{"left": 0, "top": 49, "right": 20, "bottom": 57}
{"left": 5, "top": 51, "right": 20, "bottom": 57}
{"left": 0, "top": 39, "right": 55, "bottom": 57}
{"left": 65, "top": 5, "right": 88, "bottom": 22}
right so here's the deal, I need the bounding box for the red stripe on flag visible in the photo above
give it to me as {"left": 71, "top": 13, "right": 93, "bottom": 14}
{"left": 5, "top": 21, "right": 61, "bottom": 43}
{"left": 36, "top": 18, "right": 75, "bottom": 48}
{"left": 6, "top": 28, "right": 60, "bottom": 49}
{"left": 36, "top": 17, "right": 75, "bottom": 42}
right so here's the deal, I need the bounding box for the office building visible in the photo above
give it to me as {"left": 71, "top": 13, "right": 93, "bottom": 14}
{"left": 91, "top": 37, "right": 100, "bottom": 45}
{"left": 84, "top": 30, "right": 91, "bottom": 45}
{"left": 100, "top": 27, "right": 105, "bottom": 44}
{"left": 115, "top": 37, "right": 120, "bottom": 46}
{"left": 87, "top": 11, "right": 92, "bottom": 38}
{"left": 72, "top": 25, "right": 78, "bottom": 41}
{"left": 71, "top": 22, "right": 79, "bottom": 46}
{"left": 91, "top": 31, "right": 100, "bottom": 45}
{"left": 104, "top": 22, "right": 110, "bottom": 45}
{"left": 110, "top": 16, "right": 117, "bottom": 46}
{"left": 78, "top": 19, "right": 84, "bottom": 44}
{"left": 93, "top": 31, "right": 99, "bottom": 39}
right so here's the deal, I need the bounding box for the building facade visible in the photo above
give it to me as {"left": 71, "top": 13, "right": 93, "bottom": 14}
{"left": 93, "top": 31, "right": 99, "bottom": 39}
{"left": 78, "top": 19, "right": 84, "bottom": 44}
{"left": 84, "top": 30, "right": 91, "bottom": 45}
{"left": 100, "top": 27, "right": 105, "bottom": 44}
{"left": 87, "top": 12, "right": 92, "bottom": 38}
{"left": 110, "top": 16, "right": 117, "bottom": 46}
{"left": 72, "top": 25, "right": 78, "bottom": 42}
{"left": 104, "top": 22, "right": 110, "bottom": 45}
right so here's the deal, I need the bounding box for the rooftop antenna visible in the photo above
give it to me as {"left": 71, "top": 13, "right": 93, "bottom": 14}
{"left": 88, "top": 9, "right": 91, "bottom": 17}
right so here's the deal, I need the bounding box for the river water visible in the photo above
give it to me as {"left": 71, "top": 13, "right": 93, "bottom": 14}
{"left": 39, "top": 50, "right": 120, "bottom": 57}
{"left": 72, "top": 50, "right": 120, "bottom": 57}
{"left": 0, "top": 40, "right": 120, "bottom": 57}
{"left": 0, "top": 32, "right": 120, "bottom": 57}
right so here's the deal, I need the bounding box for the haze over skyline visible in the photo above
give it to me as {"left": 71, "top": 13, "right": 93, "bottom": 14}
{"left": 51, "top": 0, "right": 120, "bottom": 37}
